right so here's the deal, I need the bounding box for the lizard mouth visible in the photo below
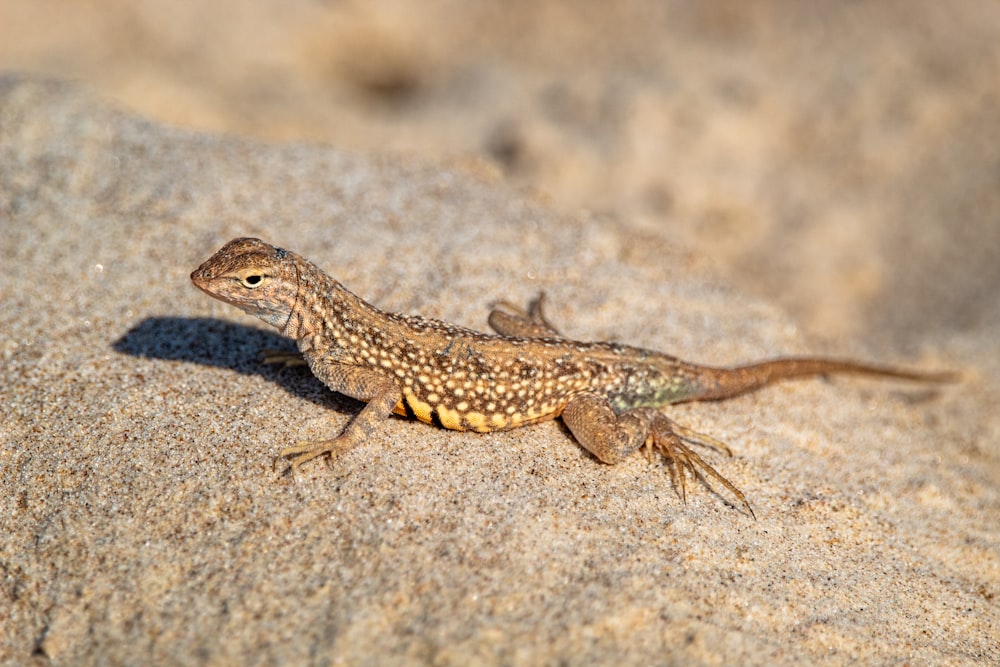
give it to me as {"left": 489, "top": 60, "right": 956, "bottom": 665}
{"left": 190, "top": 268, "right": 212, "bottom": 294}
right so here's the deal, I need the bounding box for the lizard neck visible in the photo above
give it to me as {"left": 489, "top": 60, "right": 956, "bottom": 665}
{"left": 280, "top": 260, "right": 393, "bottom": 358}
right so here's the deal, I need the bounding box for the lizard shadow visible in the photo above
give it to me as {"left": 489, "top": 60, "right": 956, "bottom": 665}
{"left": 111, "top": 316, "right": 361, "bottom": 414}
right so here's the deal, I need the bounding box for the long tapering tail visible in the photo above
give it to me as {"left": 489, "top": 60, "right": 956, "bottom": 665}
{"left": 689, "top": 357, "right": 956, "bottom": 401}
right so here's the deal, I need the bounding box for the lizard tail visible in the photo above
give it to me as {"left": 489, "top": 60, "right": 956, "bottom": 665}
{"left": 689, "top": 357, "right": 956, "bottom": 401}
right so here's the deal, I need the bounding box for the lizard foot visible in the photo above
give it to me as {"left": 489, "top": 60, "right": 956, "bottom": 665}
{"left": 648, "top": 416, "right": 754, "bottom": 518}
{"left": 274, "top": 437, "right": 353, "bottom": 473}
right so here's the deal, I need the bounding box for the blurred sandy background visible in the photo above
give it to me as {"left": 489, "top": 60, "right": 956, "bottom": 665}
{"left": 5, "top": 0, "right": 999, "bottom": 350}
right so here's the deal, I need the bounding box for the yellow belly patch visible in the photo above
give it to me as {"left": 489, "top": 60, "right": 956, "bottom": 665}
{"left": 402, "top": 389, "right": 434, "bottom": 424}
{"left": 435, "top": 404, "right": 464, "bottom": 431}
{"left": 401, "top": 390, "right": 552, "bottom": 433}
{"left": 464, "top": 411, "right": 489, "bottom": 432}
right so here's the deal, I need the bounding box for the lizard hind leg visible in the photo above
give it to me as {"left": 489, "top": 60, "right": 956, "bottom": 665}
{"left": 560, "top": 393, "right": 753, "bottom": 516}
{"left": 488, "top": 292, "right": 563, "bottom": 338}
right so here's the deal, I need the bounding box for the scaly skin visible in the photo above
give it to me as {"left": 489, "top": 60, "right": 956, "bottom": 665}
{"left": 192, "top": 237, "right": 953, "bottom": 516}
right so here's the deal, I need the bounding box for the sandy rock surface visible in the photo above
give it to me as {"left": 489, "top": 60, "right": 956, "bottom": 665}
{"left": 1, "top": 75, "right": 997, "bottom": 666}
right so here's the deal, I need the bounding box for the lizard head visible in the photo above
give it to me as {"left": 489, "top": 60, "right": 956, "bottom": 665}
{"left": 191, "top": 237, "right": 301, "bottom": 331}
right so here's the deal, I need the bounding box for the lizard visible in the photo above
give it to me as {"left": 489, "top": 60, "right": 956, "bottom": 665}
{"left": 191, "top": 237, "right": 953, "bottom": 515}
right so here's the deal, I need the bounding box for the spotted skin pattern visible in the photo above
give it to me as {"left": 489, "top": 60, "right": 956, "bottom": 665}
{"left": 192, "top": 238, "right": 952, "bottom": 515}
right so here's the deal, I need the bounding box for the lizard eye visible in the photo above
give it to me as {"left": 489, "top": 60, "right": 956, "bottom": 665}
{"left": 240, "top": 274, "right": 265, "bottom": 288}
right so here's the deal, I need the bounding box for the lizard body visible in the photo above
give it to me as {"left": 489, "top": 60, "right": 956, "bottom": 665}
{"left": 192, "top": 237, "right": 951, "bottom": 514}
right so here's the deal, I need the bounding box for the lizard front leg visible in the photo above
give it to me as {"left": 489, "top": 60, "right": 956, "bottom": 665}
{"left": 276, "top": 364, "right": 401, "bottom": 471}
{"left": 260, "top": 349, "right": 306, "bottom": 367}
{"left": 560, "top": 393, "right": 753, "bottom": 516}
